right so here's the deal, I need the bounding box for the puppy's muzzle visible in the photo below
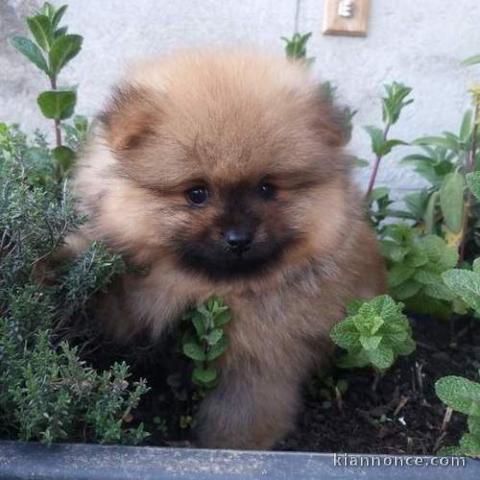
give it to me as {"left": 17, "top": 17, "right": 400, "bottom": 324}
{"left": 222, "top": 227, "right": 253, "bottom": 253}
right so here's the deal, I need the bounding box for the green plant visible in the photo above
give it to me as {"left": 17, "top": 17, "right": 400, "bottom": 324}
{"left": 281, "top": 32, "right": 313, "bottom": 62}
{"left": 435, "top": 375, "right": 480, "bottom": 456}
{"left": 400, "top": 80, "right": 480, "bottom": 262}
{"left": 442, "top": 259, "right": 480, "bottom": 318}
{"left": 401, "top": 115, "right": 472, "bottom": 237}
{"left": 181, "top": 297, "right": 231, "bottom": 392}
{"left": 365, "top": 82, "right": 413, "bottom": 201}
{"left": 316, "top": 375, "right": 349, "bottom": 411}
{"left": 2, "top": 328, "right": 149, "bottom": 444}
{"left": 63, "top": 114, "right": 90, "bottom": 151}
{"left": 330, "top": 295, "right": 415, "bottom": 372}
{"left": 0, "top": 121, "right": 149, "bottom": 443}
{"left": 11, "top": 2, "right": 83, "bottom": 176}
{"left": 382, "top": 225, "right": 463, "bottom": 318}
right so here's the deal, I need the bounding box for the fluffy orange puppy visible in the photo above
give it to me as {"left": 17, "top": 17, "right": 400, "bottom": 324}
{"left": 68, "top": 50, "right": 386, "bottom": 449}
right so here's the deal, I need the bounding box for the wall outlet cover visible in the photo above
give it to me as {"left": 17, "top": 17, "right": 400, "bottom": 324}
{"left": 323, "top": 0, "right": 370, "bottom": 37}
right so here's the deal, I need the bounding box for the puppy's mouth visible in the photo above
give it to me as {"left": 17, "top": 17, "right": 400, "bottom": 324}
{"left": 176, "top": 240, "right": 289, "bottom": 281}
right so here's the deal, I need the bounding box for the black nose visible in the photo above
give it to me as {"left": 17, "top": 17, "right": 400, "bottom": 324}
{"left": 223, "top": 228, "right": 253, "bottom": 253}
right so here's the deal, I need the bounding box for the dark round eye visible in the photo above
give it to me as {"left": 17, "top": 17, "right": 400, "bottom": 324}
{"left": 258, "top": 182, "right": 276, "bottom": 200}
{"left": 186, "top": 186, "right": 209, "bottom": 205}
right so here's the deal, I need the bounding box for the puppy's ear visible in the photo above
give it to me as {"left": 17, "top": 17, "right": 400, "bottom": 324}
{"left": 99, "top": 86, "right": 160, "bottom": 151}
{"left": 311, "top": 84, "right": 353, "bottom": 148}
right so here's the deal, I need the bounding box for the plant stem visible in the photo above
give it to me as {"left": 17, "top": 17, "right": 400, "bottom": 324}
{"left": 371, "top": 370, "right": 382, "bottom": 392}
{"left": 468, "top": 102, "right": 479, "bottom": 173}
{"left": 365, "top": 123, "right": 391, "bottom": 199}
{"left": 49, "top": 76, "right": 62, "bottom": 148}
{"left": 459, "top": 101, "right": 479, "bottom": 262}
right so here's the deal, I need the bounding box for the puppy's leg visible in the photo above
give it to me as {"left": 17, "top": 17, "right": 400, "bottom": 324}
{"left": 196, "top": 359, "right": 304, "bottom": 449}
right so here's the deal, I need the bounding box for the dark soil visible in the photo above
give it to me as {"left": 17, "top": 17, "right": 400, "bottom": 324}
{"left": 125, "top": 315, "right": 480, "bottom": 454}
{"left": 279, "top": 315, "right": 480, "bottom": 454}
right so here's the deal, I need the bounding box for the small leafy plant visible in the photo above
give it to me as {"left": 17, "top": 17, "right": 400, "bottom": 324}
{"left": 364, "top": 82, "right": 413, "bottom": 202}
{"left": 316, "top": 375, "right": 349, "bottom": 411}
{"left": 443, "top": 259, "right": 480, "bottom": 318}
{"left": 282, "top": 32, "right": 313, "bottom": 62}
{"left": 11, "top": 2, "right": 83, "bottom": 176}
{"left": 330, "top": 295, "right": 415, "bottom": 372}
{"left": 0, "top": 123, "right": 150, "bottom": 444}
{"left": 400, "top": 82, "right": 480, "bottom": 260}
{"left": 435, "top": 375, "right": 480, "bottom": 456}
{"left": 382, "top": 225, "right": 462, "bottom": 318}
{"left": 182, "top": 297, "right": 231, "bottom": 392}
{"left": 401, "top": 115, "right": 470, "bottom": 236}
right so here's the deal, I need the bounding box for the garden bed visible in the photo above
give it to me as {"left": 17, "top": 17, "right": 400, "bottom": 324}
{"left": 124, "top": 314, "right": 480, "bottom": 455}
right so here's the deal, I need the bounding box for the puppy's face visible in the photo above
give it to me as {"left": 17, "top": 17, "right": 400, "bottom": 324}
{"left": 93, "top": 53, "right": 350, "bottom": 282}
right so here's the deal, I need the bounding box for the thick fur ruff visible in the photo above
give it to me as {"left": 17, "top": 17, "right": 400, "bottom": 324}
{"left": 68, "top": 50, "right": 386, "bottom": 449}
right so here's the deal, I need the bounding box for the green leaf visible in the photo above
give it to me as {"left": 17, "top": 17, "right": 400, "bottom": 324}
{"left": 346, "top": 299, "right": 363, "bottom": 316}
{"left": 52, "top": 5, "right": 68, "bottom": 28}
{"left": 414, "top": 136, "right": 458, "bottom": 150}
{"left": 460, "top": 110, "right": 473, "bottom": 143}
{"left": 442, "top": 269, "right": 480, "bottom": 314}
{"left": 203, "top": 329, "right": 223, "bottom": 346}
{"left": 421, "top": 235, "right": 458, "bottom": 270}
{"left": 48, "top": 34, "right": 82, "bottom": 75}
{"left": 182, "top": 342, "right": 206, "bottom": 362}
{"left": 37, "top": 90, "right": 76, "bottom": 120}
{"left": 467, "top": 172, "right": 480, "bottom": 201}
{"left": 54, "top": 26, "right": 68, "bottom": 38}
{"left": 41, "top": 2, "right": 56, "bottom": 20}
{"left": 359, "top": 335, "right": 382, "bottom": 351}
{"left": 457, "top": 433, "right": 480, "bottom": 456}
{"left": 462, "top": 54, "right": 480, "bottom": 66}
{"left": 391, "top": 336, "right": 416, "bottom": 356}
{"left": 401, "top": 153, "right": 435, "bottom": 165}
{"left": 403, "top": 190, "right": 429, "bottom": 220}
{"left": 52, "top": 146, "right": 75, "bottom": 173}
{"left": 468, "top": 415, "right": 480, "bottom": 436}
{"left": 364, "top": 126, "right": 385, "bottom": 157}
{"left": 332, "top": 296, "right": 413, "bottom": 372}
{"left": 192, "top": 367, "right": 217, "bottom": 385}
{"left": 473, "top": 258, "right": 480, "bottom": 274}
{"left": 414, "top": 269, "right": 441, "bottom": 286}
{"left": 10, "top": 36, "right": 50, "bottom": 75}
{"left": 382, "top": 82, "right": 413, "bottom": 125}
{"left": 27, "top": 15, "right": 53, "bottom": 51}
{"left": 367, "top": 344, "right": 394, "bottom": 370}
{"left": 191, "top": 313, "right": 206, "bottom": 337}
{"left": 214, "top": 310, "right": 231, "bottom": 327}
{"left": 435, "top": 376, "right": 480, "bottom": 416}
{"left": 388, "top": 264, "right": 415, "bottom": 288}
{"left": 206, "top": 336, "right": 229, "bottom": 361}
{"left": 355, "top": 158, "right": 369, "bottom": 168}
{"left": 369, "top": 186, "right": 390, "bottom": 202}
{"left": 337, "top": 350, "right": 370, "bottom": 369}
{"left": 330, "top": 318, "right": 359, "bottom": 349}
{"left": 439, "top": 172, "right": 465, "bottom": 233}
{"left": 282, "top": 32, "right": 312, "bottom": 60}
{"left": 437, "top": 445, "right": 464, "bottom": 456}
{"left": 390, "top": 281, "right": 422, "bottom": 300}
{"left": 381, "top": 139, "right": 407, "bottom": 156}
{"left": 381, "top": 241, "right": 409, "bottom": 263}
{"left": 423, "top": 282, "right": 456, "bottom": 302}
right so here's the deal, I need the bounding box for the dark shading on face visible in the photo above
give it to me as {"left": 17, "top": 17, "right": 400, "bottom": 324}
{"left": 173, "top": 181, "right": 299, "bottom": 281}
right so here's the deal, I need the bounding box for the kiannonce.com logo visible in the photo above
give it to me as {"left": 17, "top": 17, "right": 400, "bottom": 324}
{"left": 333, "top": 453, "right": 466, "bottom": 468}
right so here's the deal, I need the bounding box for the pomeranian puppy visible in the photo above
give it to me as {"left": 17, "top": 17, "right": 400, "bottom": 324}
{"left": 68, "top": 50, "right": 386, "bottom": 449}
